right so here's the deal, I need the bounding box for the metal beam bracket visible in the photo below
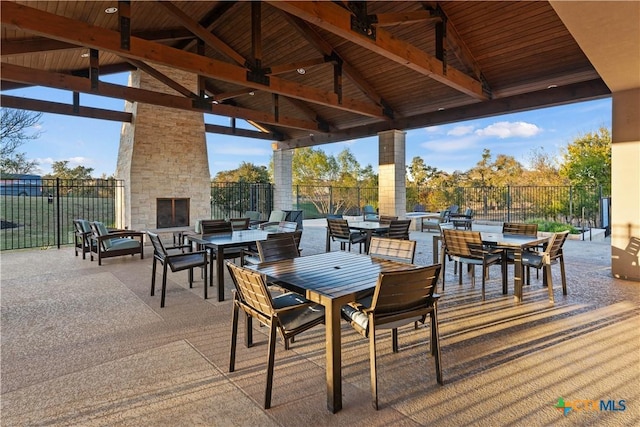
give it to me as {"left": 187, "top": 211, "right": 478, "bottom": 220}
{"left": 246, "top": 68, "right": 270, "bottom": 86}
{"left": 192, "top": 97, "right": 212, "bottom": 111}
{"left": 349, "top": 2, "right": 376, "bottom": 40}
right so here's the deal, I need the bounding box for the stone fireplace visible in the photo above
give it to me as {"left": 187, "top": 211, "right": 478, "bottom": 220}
{"left": 115, "top": 65, "right": 210, "bottom": 233}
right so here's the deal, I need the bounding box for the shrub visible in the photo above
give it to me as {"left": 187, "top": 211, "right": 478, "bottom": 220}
{"left": 526, "top": 219, "right": 581, "bottom": 234}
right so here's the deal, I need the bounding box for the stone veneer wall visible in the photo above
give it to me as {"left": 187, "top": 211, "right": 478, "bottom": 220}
{"left": 378, "top": 130, "right": 407, "bottom": 218}
{"left": 115, "top": 65, "right": 210, "bottom": 232}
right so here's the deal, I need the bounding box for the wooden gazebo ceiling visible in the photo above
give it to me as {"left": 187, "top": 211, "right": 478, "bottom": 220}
{"left": 1, "top": 1, "right": 610, "bottom": 149}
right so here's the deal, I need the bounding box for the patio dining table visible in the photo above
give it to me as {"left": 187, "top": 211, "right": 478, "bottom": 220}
{"left": 327, "top": 220, "right": 390, "bottom": 253}
{"left": 253, "top": 251, "right": 418, "bottom": 413}
{"left": 434, "top": 232, "right": 549, "bottom": 302}
{"left": 187, "top": 229, "right": 271, "bottom": 301}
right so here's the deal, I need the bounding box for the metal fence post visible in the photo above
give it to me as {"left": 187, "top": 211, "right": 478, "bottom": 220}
{"left": 507, "top": 185, "right": 511, "bottom": 223}
{"left": 56, "top": 178, "right": 61, "bottom": 249}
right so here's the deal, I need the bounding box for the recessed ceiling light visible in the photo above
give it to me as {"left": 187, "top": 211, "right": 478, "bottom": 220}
{"left": 80, "top": 52, "right": 89, "bottom": 58}
{"left": 296, "top": 68, "right": 306, "bottom": 75}
{"left": 437, "top": 107, "right": 445, "bottom": 111}
{"left": 547, "top": 84, "right": 558, "bottom": 89}
{"left": 249, "top": 91, "right": 255, "bottom": 96}
{"left": 105, "top": 7, "right": 118, "bottom": 14}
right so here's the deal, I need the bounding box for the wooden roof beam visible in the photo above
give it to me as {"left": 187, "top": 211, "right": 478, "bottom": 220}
{"left": 267, "top": 1, "right": 487, "bottom": 100}
{"left": 370, "top": 10, "right": 440, "bottom": 27}
{"left": 283, "top": 13, "right": 395, "bottom": 118}
{"left": 158, "top": 1, "right": 248, "bottom": 68}
{"left": 125, "top": 58, "right": 199, "bottom": 99}
{"left": 1, "top": 1, "right": 386, "bottom": 119}
{"left": 0, "top": 63, "right": 324, "bottom": 133}
{"left": 0, "top": 94, "right": 132, "bottom": 122}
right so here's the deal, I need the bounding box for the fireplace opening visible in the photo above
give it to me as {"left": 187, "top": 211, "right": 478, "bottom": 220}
{"left": 157, "top": 198, "right": 189, "bottom": 228}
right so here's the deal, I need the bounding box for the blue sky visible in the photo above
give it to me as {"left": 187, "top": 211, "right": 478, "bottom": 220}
{"left": 6, "top": 72, "right": 612, "bottom": 177}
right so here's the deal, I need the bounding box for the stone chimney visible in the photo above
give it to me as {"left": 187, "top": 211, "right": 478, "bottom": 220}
{"left": 115, "top": 65, "right": 210, "bottom": 232}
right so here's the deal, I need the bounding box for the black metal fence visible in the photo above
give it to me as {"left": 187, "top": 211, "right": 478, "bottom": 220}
{"left": 1, "top": 177, "right": 123, "bottom": 250}
{"left": 210, "top": 182, "right": 274, "bottom": 220}
{"left": 1, "top": 179, "right": 607, "bottom": 250}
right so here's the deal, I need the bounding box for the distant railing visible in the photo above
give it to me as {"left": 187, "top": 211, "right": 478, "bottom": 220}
{"left": 1, "top": 178, "right": 123, "bottom": 250}
{"left": 2, "top": 180, "right": 607, "bottom": 250}
{"left": 210, "top": 182, "right": 273, "bottom": 220}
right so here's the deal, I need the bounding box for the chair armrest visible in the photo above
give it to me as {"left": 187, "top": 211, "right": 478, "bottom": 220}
{"left": 258, "top": 221, "right": 279, "bottom": 230}
{"left": 168, "top": 250, "right": 207, "bottom": 261}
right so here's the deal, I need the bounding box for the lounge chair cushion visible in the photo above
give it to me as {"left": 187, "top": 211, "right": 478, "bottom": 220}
{"left": 107, "top": 238, "right": 141, "bottom": 252}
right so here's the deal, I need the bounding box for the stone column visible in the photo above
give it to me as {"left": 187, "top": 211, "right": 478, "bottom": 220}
{"left": 115, "top": 65, "right": 210, "bottom": 232}
{"left": 378, "top": 130, "right": 406, "bottom": 218}
{"left": 611, "top": 88, "right": 640, "bottom": 281}
{"left": 272, "top": 145, "right": 293, "bottom": 210}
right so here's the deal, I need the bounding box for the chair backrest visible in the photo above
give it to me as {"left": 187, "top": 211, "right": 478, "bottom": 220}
{"left": 414, "top": 204, "right": 426, "bottom": 212}
{"left": 91, "top": 221, "right": 114, "bottom": 249}
{"left": 147, "top": 231, "right": 167, "bottom": 259}
{"left": 378, "top": 215, "right": 398, "bottom": 225}
{"left": 363, "top": 205, "right": 376, "bottom": 215}
{"left": 442, "top": 229, "right": 484, "bottom": 259}
{"left": 201, "top": 219, "right": 232, "bottom": 234}
{"left": 438, "top": 209, "right": 451, "bottom": 223}
{"left": 230, "top": 217, "right": 250, "bottom": 231}
{"left": 226, "top": 262, "right": 275, "bottom": 321}
{"left": 327, "top": 218, "right": 351, "bottom": 239}
{"left": 244, "top": 211, "right": 262, "bottom": 221}
{"left": 503, "top": 222, "right": 538, "bottom": 236}
{"left": 257, "top": 234, "right": 300, "bottom": 263}
{"left": 267, "top": 210, "right": 286, "bottom": 222}
{"left": 463, "top": 207, "right": 474, "bottom": 217}
{"left": 369, "top": 264, "right": 441, "bottom": 325}
{"left": 74, "top": 219, "right": 91, "bottom": 234}
{"left": 268, "top": 230, "right": 302, "bottom": 249}
{"left": 368, "top": 236, "right": 416, "bottom": 263}
{"left": 545, "top": 230, "right": 570, "bottom": 261}
{"left": 447, "top": 205, "right": 459, "bottom": 215}
{"left": 386, "top": 219, "right": 411, "bottom": 240}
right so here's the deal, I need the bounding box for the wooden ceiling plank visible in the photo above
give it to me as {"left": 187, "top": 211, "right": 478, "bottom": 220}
{"left": 267, "top": 1, "right": 487, "bottom": 100}
{"left": 371, "top": 10, "right": 440, "bottom": 26}
{"left": 158, "top": 1, "right": 248, "bottom": 67}
{"left": 0, "top": 94, "right": 132, "bottom": 122}
{"left": 282, "top": 12, "right": 394, "bottom": 117}
{"left": 266, "top": 57, "right": 327, "bottom": 75}
{"left": 1, "top": 1, "right": 385, "bottom": 119}
{"left": 0, "top": 62, "right": 323, "bottom": 133}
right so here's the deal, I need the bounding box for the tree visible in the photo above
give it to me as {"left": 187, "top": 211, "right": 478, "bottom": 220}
{"left": 47, "top": 160, "right": 94, "bottom": 179}
{"left": 213, "top": 161, "right": 269, "bottom": 183}
{"left": 559, "top": 127, "right": 611, "bottom": 193}
{"left": 0, "top": 108, "right": 42, "bottom": 173}
{"left": 524, "top": 147, "right": 566, "bottom": 186}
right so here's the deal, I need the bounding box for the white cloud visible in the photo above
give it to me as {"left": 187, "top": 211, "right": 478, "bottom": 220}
{"left": 447, "top": 125, "right": 475, "bottom": 136}
{"left": 421, "top": 135, "right": 480, "bottom": 152}
{"left": 474, "top": 121, "right": 541, "bottom": 139}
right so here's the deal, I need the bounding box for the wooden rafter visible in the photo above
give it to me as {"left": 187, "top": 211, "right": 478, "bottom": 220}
{"left": 0, "top": 63, "right": 322, "bottom": 133}
{"left": 126, "top": 59, "right": 198, "bottom": 99}
{"left": 283, "top": 13, "right": 395, "bottom": 118}
{"left": 204, "top": 123, "right": 281, "bottom": 141}
{"left": 158, "top": 1, "right": 248, "bottom": 67}
{"left": 267, "top": 1, "right": 487, "bottom": 100}
{"left": 177, "top": 1, "right": 237, "bottom": 52}
{"left": 1, "top": 1, "right": 386, "bottom": 120}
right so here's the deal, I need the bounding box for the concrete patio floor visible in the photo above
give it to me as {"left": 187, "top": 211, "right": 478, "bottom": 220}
{"left": 1, "top": 221, "right": 638, "bottom": 426}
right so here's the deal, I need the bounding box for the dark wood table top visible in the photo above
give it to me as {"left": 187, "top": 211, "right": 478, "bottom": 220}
{"left": 186, "top": 229, "right": 271, "bottom": 248}
{"left": 254, "top": 251, "right": 417, "bottom": 299}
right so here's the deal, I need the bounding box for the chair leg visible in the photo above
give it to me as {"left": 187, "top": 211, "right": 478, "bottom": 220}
{"left": 369, "top": 328, "right": 379, "bottom": 410}
{"left": 151, "top": 258, "right": 157, "bottom": 296}
{"left": 430, "top": 308, "right": 444, "bottom": 385}
{"left": 229, "top": 302, "right": 239, "bottom": 372}
{"left": 560, "top": 256, "right": 567, "bottom": 295}
{"left": 245, "top": 313, "right": 253, "bottom": 348}
{"left": 160, "top": 263, "right": 168, "bottom": 308}
{"left": 392, "top": 328, "right": 399, "bottom": 353}
{"left": 481, "top": 263, "right": 486, "bottom": 301}
{"left": 545, "top": 265, "right": 554, "bottom": 303}
{"left": 264, "top": 321, "right": 278, "bottom": 409}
